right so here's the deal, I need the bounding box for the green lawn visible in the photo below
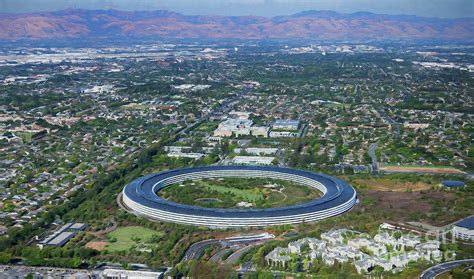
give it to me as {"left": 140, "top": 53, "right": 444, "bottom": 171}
{"left": 160, "top": 177, "right": 321, "bottom": 209}
{"left": 202, "top": 183, "right": 264, "bottom": 202}
{"left": 106, "top": 226, "right": 163, "bottom": 252}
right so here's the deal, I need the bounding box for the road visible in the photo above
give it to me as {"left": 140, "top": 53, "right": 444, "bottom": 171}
{"left": 210, "top": 247, "right": 234, "bottom": 263}
{"left": 182, "top": 239, "right": 221, "bottom": 261}
{"left": 420, "top": 259, "right": 474, "bottom": 279}
{"left": 225, "top": 245, "right": 256, "bottom": 265}
{"left": 368, "top": 143, "right": 379, "bottom": 175}
{"left": 182, "top": 233, "right": 274, "bottom": 262}
{"left": 378, "top": 109, "right": 400, "bottom": 136}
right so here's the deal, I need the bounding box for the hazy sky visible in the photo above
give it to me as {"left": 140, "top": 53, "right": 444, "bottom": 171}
{"left": 1, "top": 0, "right": 473, "bottom": 18}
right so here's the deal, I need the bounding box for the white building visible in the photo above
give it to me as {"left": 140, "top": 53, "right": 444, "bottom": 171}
{"left": 269, "top": 131, "right": 299, "bottom": 138}
{"left": 288, "top": 238, "right": 321, "bottom": 254}
{"left": 164, "top": 146, "right": 192, "bottom": 152}
{"left": 213, "top": 129, "right": 233, "bottom": 137}
{"left": 354, "top": 258, "right": 374, "bottom": 274}
{"left": 452, "top": 216, "right": 474, "bottom": 241}
{"left": 272, "top": 119, "right": 300, "bottom": 130}
{"left": 232, "top": 156, "right": 275, "bottom": 165}
{"left": 348, "top": 238, "right": 387, "bottom": 256}
{"left": 250, "top": 126, "right": 270, "bottom": 137}
{"left": 234, "top": 128, "right": 251, "bottom": 137}
{"left": 374, "top": 231, "right": 399, "bottom": 249}
{"left": 398, "top": 234, "right": 421, "bottom": 249}
{"left": 266, "top": 247, "right": 291, "bottom": 267}
{"left": 167, "top": 152, "right": 204, "bottom": 159}
{"left": 234, "top": 147, "right": 279, "bottom": 156}
{"left": 321, "top": 229, "right": 351, "bottom": 244}
{"left": 265, "top": 227, "right": 444, "bottom": 275}
{"left": 102, "top": 269, "right": 163, "bottom": 279}
{"left": 307, "top": 238, "right": 326, "bottom": 252}
{"left": 213, "top": 118, "right": 253, "bottom": 137}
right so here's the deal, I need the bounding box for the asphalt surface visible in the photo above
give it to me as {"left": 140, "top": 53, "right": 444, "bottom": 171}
{"left": 182, "top": 239, "right": 221, "bottom": 261}
{"left": 210, "top": 247, "right": 235, "bottom": 263}
{"left": 225, "top": 245, "right": 256, "bottom": 265}
{"left": 378, "top": 109, "right": 401, "bottom": 136}
{"left": 183, "top": 234, "right": 274, "bottom": 262}
{"left": 420, "top": 259, "right": 474, "bottom": 279}
{"left": 368, "top": 143, "right": 379, "bottom": 175}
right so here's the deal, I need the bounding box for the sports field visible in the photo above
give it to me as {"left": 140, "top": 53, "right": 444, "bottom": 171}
{"left": 106, "top": 226, "right": 163, "bottom": 252}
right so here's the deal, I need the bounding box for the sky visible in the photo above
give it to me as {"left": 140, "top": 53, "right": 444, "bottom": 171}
{"left": 0, "top": 0, "right": 473, "bottom": 18}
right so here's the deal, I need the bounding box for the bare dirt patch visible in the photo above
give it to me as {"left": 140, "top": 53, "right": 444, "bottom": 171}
{"left": 380, "top": 166, "right": 466, "bottom": 174}
{"left": 86, "top": 241, "right": 108, "bottom": 251}
{"left": 361, "top": 190, "right": 456, "bottom": 225}
{"left": 354, "top": 178, "right": 433, "bottom": 192}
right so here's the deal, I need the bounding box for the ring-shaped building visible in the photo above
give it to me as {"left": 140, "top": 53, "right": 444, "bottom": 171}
{"left": 122, "top": 166, "right": 357, "bottom": 228}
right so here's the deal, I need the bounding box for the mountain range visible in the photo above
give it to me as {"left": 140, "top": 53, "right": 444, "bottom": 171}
{"left": 0, "top": 9, "right": 473, "bottom": 42}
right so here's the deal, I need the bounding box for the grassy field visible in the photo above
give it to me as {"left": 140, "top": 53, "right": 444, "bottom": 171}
{"left": 195, "top": 121, "right": 219, "bottom": 132}
{"left": 160, "top": 177, "right": 321, "bottom": 209}
{"left": 202, "top": 183, "right": 263, "bottom": 202}
{"left": 380, "top": 165, "right": 466, "bottom": 174}
{"left": 352, "top": 178, "right": 434, "bottom": 192}
{"left": 120, "top": 103, "right": 152, "bottom": 110}
{"left": 106, "top": 226, "right": 163, "bottom": 252}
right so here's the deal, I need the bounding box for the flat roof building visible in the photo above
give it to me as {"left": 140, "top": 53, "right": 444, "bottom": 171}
{"left": 102, "top": 269, "right": 163, "bottom": 279}
{"left": 69, "top": 223, "right": 88, "bottom": 231}
{"left": 272, "top": 119, "right": 300, "bottom": 131}
{"left": 250, "top": 126, "right": 270, "bottom": 137}
{"left": 441, "top": 180, "right": 465, "bottom": 188}
{"left": 234, "top": 147, "right": 279, "bottom": 156}
{"left": 213, "top": 118, "right": 253, "bottom": 137}
{"left": 452, "top": 216, "right": 474, "bottom": 242}
{"left": 232, "top": 156, "right": 275, "bottom": 165}
{"left": 167, "top": 152, "right": 204, "bottom": 160}
{"left": 39, "top": 221, "right": 88, "bottom": 247}
{"left": 47, "top": 231, "right": 77, "bottom": 247}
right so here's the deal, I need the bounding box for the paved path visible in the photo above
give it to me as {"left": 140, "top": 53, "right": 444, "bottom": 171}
{"left": 420, "top": 259, "right": 474, "bottom": 279}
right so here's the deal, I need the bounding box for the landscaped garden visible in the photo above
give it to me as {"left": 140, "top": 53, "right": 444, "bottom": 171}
{"left": 159, "top": 177, "right": 322, "bottom": 209}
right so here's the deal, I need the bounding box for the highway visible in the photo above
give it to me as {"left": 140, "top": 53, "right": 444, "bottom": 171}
{"left": 420, "top": 259, "right": 474, "bottom": 279}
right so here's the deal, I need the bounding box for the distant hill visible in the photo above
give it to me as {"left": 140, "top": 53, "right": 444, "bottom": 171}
{"left": 0, "top": 9, "right": 472, "bottom": 42}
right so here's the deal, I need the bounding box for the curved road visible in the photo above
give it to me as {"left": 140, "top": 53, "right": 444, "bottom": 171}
{"left": 420, "top": 259, "right": 474, "bottom": 279}
{"left": 183, "top": 233, "right": 274, "bottom": 261}
{"left": 182, "top": 239, "right": 221, "bottom": 261}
